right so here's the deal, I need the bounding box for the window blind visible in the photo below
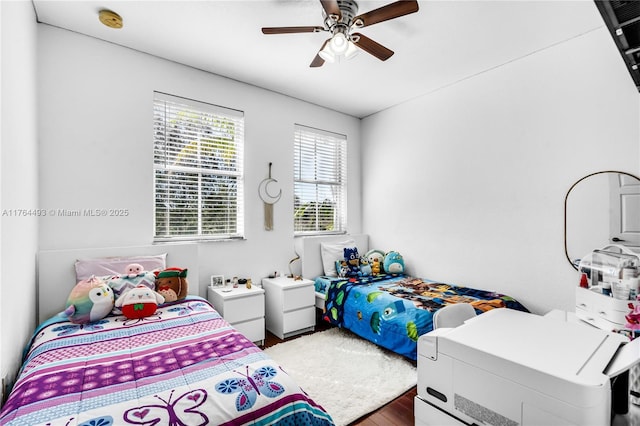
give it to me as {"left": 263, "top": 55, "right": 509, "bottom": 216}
{"left": 294, "top": 124, "right": 347, "bottom": 234}
{"left": 153, "top": 92, "right": 244, "bottom": 241}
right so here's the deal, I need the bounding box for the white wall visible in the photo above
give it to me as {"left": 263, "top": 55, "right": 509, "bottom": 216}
{"left": 362, "top": 26, "right": 640, "bottom": 315}
{"left": 37, "top": 25, "right": 362, "bottom": 294}
{"left": 1, "top": 0, "right": 39, "bottom": 384}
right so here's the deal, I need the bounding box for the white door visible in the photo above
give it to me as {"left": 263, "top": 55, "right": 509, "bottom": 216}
{"left": 610, "top": 173, "right": 640, "bottom": 246}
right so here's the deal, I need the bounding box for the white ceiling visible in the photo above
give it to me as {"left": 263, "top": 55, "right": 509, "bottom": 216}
{"left": 32, "top": 0, "right": 606, "bottom": 118}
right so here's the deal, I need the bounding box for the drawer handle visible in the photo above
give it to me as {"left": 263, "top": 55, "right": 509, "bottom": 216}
{"left": 598, "top": 311, "right": 607, "bottom": 316}
{"left": 578, "top": 303, "right": 587, "bottom": 308}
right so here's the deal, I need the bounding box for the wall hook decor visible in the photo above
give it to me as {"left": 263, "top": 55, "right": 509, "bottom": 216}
{"left": 258, "top": 162, "right": 282, "bottom": 230}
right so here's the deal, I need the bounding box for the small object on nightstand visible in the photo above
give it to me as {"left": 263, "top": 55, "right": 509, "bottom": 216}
{"left": 210, "top": 274, "right": 225, "bottom": 288}
{"left": 223, "top": 278, "right": 232, "bottom": 292}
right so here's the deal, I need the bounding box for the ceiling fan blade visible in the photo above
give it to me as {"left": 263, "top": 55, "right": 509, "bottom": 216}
{"left": 352, "top": 33, "right": 394, "bottom": 61}
{"left": 262, "top": 26, "right": 324, "bottom": 35}
{"left": 353, "top": 0, "right": 419, "bottom": 28}
{"left": 310, "top": 54, "right": 325, "bottom": 68}
{"left": 310, "top": 39, "right": 330, "bottom": 67}
{"left": 319, "top": 0, "right": 341, "bottom": 19}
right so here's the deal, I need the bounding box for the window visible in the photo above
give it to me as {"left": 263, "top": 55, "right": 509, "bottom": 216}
{"left": 294, "top": 124, "right": 347, "bottom": 234}
{"left": 153, "top": 92, "right": 244, "bottom": 241}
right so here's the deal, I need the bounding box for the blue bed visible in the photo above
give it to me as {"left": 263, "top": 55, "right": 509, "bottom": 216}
{"left": 315, "top": 274, "right": 529, "bottom": 360}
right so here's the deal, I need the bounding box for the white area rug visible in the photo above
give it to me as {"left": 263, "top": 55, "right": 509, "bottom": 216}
{"left": 264, "top": 327, "right": 417, "bottom": 425}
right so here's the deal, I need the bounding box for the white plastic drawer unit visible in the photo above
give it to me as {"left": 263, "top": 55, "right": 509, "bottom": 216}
{"left": 575, "top": 286, "right": 638, "bottom": 329}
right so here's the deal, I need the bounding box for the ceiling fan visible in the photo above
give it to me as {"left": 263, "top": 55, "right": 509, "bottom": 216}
{"left": 262, "top": 0, "right": 419, "bottom": 67}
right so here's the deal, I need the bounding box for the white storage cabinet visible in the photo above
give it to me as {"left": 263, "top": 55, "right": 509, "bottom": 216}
{"left": 262, "top": 276, "right": 315, "bottom": 339}
{"left": 207, "top": 285, "right": 265, "bottom": 346}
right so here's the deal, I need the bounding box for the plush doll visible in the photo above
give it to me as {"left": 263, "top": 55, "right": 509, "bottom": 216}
{"left": 383, "top": 251, "right": 405, "bottom": 274}
{"left": 343, "top": 247, "right": 361, "bottom": 277}
{"left": 155, "top": 267, "right": 189, "bottom": 302}
{"left": 64, "top": 276, "right": 114, "bottom": 324}
{"left": 123, "top": 263, "right": 145, "bottom": 278}
{"left": 115, "top": 285, "right": 165, "bottom": 319}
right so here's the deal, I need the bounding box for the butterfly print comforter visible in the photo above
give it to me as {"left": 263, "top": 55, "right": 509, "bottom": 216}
{"left": 318, "top": 274, "right": 529, "bottom": 360}
{"left": 0, "top": 296, "right": 334, "bottom": 426}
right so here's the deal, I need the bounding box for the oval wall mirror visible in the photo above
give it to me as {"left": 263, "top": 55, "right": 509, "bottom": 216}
{"left": 564, "top": 171, "right": 640, "bottom": 270}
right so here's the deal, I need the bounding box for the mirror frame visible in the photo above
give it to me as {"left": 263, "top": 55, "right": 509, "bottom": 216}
{"left": 564, "top": 170, "right": 640, "bottom": 270}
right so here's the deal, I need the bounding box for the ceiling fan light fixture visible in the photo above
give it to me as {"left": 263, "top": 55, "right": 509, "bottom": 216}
{"left": 318, "top": 45, "right": 336, "bottom": 63}
{"left": 344, "top": 41, "right": 359, "bottom": 59}
{"left": 329, "top": 32, "right": 348, "bottom": 54}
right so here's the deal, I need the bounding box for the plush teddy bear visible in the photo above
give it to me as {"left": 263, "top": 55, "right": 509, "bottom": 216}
{"left": 383, "top": 251, "right": 405, "bottom": 274}
{"left": 115, "top": 285, "right": 165, "bottom": 319}
{"left": 155, "top": 267, "right": 189, "bottom": 302}
{"left": 64, "top": 276, "right": 114, "bottom": 324}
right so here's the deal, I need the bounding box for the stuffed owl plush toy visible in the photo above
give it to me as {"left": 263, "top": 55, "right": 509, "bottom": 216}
{"left": 64, "top": 276, "right": 114, "bottom": 324}
{"left": 115, "top": 285, "right": 165, "bottom": 319}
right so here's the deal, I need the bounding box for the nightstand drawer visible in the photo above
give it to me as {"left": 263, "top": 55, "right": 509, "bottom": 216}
{"left": 283, "top": 285, "right": 314, "bottom": 312}
{"left": 283, "top": 306, "right": 315, "bottom": 333}
{"left": 233, "top": 317, "right": 265, "bottom": 344}
{"left": 221, "top": 294, "right": 265, "bottom": 324}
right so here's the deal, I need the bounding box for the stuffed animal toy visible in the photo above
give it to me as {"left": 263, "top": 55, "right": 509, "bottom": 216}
{"left": 371, "top": 258, "right": 382, "bottom": 275}
{"left": 359, "top": 256, "right": 372, "bottom": 276}
{"left": 64, "top": 276, "right": 114, "bottom": 324}
{"left": 626, "top": 302, "right": 640, "bottom": 330}
{"left": 383, "top": 251, "right": 405, "bottom": 274}
{"left": 365, "top": 249, "right": 386, "bottom": 274}
{"left": 343, "top": 247, "right": 361, "bottom": 277}
{"left": 336, "top": 260, "right": 349, "bottom": 278}
{"left": 123, "top": 263, "right": 145, "bottom": 278}
{"left": 155, "top": 267, "right": 188, "bottom": 302}
{"left": 115, "top": 285, "right": 165, "bottom": 319}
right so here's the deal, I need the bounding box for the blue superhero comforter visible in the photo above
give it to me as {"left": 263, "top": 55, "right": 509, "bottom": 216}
{"left": 316, "top": 275, "right": 529, "bottom": 360}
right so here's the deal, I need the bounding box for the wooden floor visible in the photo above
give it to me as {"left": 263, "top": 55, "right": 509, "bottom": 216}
{"left": 262, "top": 319, "right": 417, "bottom": 426}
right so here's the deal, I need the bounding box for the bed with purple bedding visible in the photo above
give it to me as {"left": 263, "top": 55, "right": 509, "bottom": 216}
{"left": 0, "top": 296, "right": 333, "bottom": 426}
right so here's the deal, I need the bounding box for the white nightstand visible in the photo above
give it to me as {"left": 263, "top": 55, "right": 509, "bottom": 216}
{"left": 262, "top": 276, "right": 315, "bottom": 339}
{"left": 207, "top": 285, "right": 265, "bottom": 346}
